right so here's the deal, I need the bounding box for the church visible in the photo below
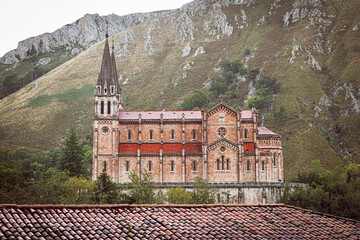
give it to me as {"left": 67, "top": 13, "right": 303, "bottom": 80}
{"left": 92, "top": 34, "right": 284, "bottom": 203}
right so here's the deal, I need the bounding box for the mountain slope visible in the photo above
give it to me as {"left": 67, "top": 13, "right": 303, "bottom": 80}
{"left": 0, "top": 0, "right": 359, "bottom": 180}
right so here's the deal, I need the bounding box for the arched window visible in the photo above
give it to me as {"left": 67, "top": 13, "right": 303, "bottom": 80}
{"left": 148, "top": 161, "right": 152, "bottom": 172}
{"left": 247, "top": 160, "right": 250, "bottom": 171}
{"left": 244, "top": 129, "right": 248, "bottom": 139}
{"left": 111, "top": 86, "right": 114, "bottom": 94}
{"left": 221, "top": 156, "right": 225, "bottom": 170}
{"left": 101, "top": 101, "right": 104, "bottom": 114}
{"left": 125, "top": 161, "right": 129, "bottom": 172}
{"left": 217, "top": 159, "right": 220, "bottom": 170}
{"left": 171, "top": 130, "right": 175, "bottom": 140}
{"left": 107, "top": 101, "right": 111, "bottom": 114}
{"left": 170, "top": 161, "right": 174, "bottom": 172}
{"left": 127, "top": 131, "right": 131, "bottom": 140}
{"left": 104, "top": 88, "right": 107, "bottom": 94}
{"left": 193, "top": 161, "right": 196, "bottom": 172}
{"left": 226, "top": 159, "right": 230, "bottom": 170}
{"left": 192, "top": 130, "right": 196, "bottom": 140}
{"left": 262, "top": 161, "right": 265, "bottom": 171}
{"left": 149, "top": 130, "right": 153, "bottom": 140}
{"left": 103, "top": 161, "right": 107, "bottom": 172}
{"left": 273, "top": 153, "right": 276, "bottom": 166}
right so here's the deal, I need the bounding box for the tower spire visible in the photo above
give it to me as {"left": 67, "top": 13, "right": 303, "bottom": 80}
{"left": 105, "top": 20, "right": 109, "bottom": 39}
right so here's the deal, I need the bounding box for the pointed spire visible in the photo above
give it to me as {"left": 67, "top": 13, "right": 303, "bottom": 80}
{"left": 105, "top": 20, "right": 109, "bottom": 39}
{"left": 96, "top": 31, "right": 112, "bottom": 94}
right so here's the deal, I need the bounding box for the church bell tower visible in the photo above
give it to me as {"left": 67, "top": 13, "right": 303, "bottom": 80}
{"left": 92, "top": 28, "right": 122, "bottom": 181}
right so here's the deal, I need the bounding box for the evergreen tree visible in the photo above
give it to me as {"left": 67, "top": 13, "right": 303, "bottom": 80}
{"left": 92, "top": 170, "right": 120, "bottom": 204}
{"left": 60, "top": 127, "right": 83, "bottom": 176}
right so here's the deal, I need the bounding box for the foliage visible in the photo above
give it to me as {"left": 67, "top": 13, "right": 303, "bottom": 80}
{"left": 191, "top": 177, "right": 216, "bottom": 204}
{"left": 167, "top": 187, "right": 192, "bottom": 204}
{"left": 128, "top": 170, "right": 156, "bottom": 204}
{"left": 59, "top": 127, "right": 83, "bottom": 177}
{"left": 92, "top": 170, "right": 120, "bottom": 204}
{"left": 181, "top": 90, "right": 207, "bottom": 110}
{"left": 62, "top": 176, "right": 94, "bottom": 204}
{"left": 246, "top": 76, "right": 280, "bottom": 110}
{"left": 281, "top": 158, "right": 360, "bottom": 220}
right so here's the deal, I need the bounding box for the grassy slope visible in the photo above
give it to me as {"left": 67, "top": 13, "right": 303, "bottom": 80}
{"left": 0, "top": 0, "right": 359, "bottom": 180}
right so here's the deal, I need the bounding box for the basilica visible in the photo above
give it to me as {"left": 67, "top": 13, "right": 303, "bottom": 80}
{"left": 92, "top": 34, "right": 283, "bottom": 202}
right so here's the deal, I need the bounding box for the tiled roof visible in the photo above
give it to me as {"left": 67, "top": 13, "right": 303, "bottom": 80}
{"left": 0, "top": 204, "right": 359, "bottom": 239}
{"left": 242, "top": 110, "right": 253, "bottom": 119}
{"left": 119, "top": 111, "right": 202, "bottom": 120}
{"left": 257, "top": 126, "right": 279, "bottom": 136}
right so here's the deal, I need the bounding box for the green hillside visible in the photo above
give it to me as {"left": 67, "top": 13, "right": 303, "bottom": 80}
{"left": 0, "top": 0, "right": 359, "bottom": 180}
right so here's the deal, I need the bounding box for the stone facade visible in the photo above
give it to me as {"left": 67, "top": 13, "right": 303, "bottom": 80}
{"left": 92, "top": 35, "right": 284, "bottom": 203}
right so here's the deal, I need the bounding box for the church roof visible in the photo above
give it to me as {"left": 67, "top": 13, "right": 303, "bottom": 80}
{"left": 96, "top": 36, "right": 119, "bottom": 95}
{"left": 0, "top": 204, "right": 358, "bottom": 239}
{"left": 257, "top": 126, "right": 279, "bottom": 136}
{"left": 119, "top": 111, "right": 202, "bottom": 120}
{"left": 241, "top": 110, "right": 253, "bottom": 119}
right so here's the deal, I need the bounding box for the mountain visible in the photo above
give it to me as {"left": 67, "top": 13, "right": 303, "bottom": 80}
{"left": 0, "top": 0, "right": 359, "bottom": 180}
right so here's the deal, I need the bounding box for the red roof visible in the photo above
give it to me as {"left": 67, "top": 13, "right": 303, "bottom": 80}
{"left": 119, "top": 111, "right": 202, "bottom": 120}
{"left": 242, "top": 110, "right": 253, "bottom": 119}
{"left": 257, "top": 126, "right": 279, "bottom": 136}
{"left": 0, "top": 204, "right": 358, "bottom": 239}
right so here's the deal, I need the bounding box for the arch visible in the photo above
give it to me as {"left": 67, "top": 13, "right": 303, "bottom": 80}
{"left": 127, "top": 130, "right": 132, "bottom": 140}
{"left": 244, "top": 129, "right": 248, "bottom": 139}
{"left": 247, "top": 160, "right": 250, "bottom": 171}
{"left": 148, "top": 161, "right": 152, "bottom": 172}
{"left": 100, "top": 101, "right": 104, "bottom": 114}
{"left": 107, "top": 101, "right": 111, "bottom": 114}
{"left": 193, "top": 161, "right": 196, "bottom": 172}
{"left": 103, "top": 161, "right": 107, "bottom": 172}
{"left": 262, "top": 161, "right": 265, "bottom": 171}
{"left": 217, "top": 159, "right": 220, "bottom": 170}
{"left": 171, "top": 130, "right": 175, "bottom": 140}
{"left": 149, "top": 130, "right": 153, "bottom": 140}
{"left": 125, "top": 161, "right": 129, "bottom": 172}
{"left": 226, "top": 159, "right": 230, "bottom": 170}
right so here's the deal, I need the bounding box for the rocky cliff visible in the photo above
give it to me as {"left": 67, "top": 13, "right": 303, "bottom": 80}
{"left": 0, "top": 0, "right": 359, "bottom": 179}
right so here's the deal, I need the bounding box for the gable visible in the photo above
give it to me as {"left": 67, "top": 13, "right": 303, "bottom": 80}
{"left": 206, "top": 103, "right": 237, "bottom": 124}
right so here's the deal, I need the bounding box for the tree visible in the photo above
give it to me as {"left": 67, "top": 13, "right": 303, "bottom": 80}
{"left": 128, "top": 170, "right": 155, "bottom": 204}
{"left": 62, "top": 176, "right": 94, "bottom": 204}
{"left": 191, "top": 177, "right": 216, "bottom": 204}
{"left": 167, "top": 187, "right": 192, "bottom": 204}
{"left": 181, "top": 90, "right": 207, "bottom": 110}
{"left": 60, "top": 127, "right": 83, "bottom": 176}
{"left": 92, "top": 170, "right": 119, "bottom": 204}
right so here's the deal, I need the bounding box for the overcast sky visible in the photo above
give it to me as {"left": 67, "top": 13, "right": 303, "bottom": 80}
{"left": 0, "top": 0, "right": 192, "bottom": 57}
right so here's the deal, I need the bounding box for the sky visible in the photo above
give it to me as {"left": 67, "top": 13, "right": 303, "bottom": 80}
{"left": 0, "top": 0, "right": 192, "bottom": 57}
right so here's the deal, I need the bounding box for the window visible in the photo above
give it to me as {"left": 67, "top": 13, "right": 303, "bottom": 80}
{"left": 104, "top": 88, "right": 107, "bottom": 94}
{"left": 217, "top": 127, "right": 226, "bottom": 138}
{"left": 171, "top": 130, "right": 175, "bottom": 140}
{"left": 262, "top": 161, "right": 265, "bottom": 171}
{"left": 192, "top": 130, "right": 196, "bottom": 140}
{"left": 149, "top": 130, "right": 153, "bottom": 140}
{"left": 244, "top": 129, "right": 248, "bottom": 139}
{"left": 193, "top": 161, "right": 196, "bottom": 172}
{"left": 217, "top": 159, "right": 220, "bottom": 170}
{"left": 107, "top": 101, "right": 111, "bottom": 114}
{"left": 125, "top": 161, "right": 129, "bottom": 172}
{"left": 273, "top": 153, "right": 276, "bottom": 167}
{"left": 221, "top": 156, "right": 225, "bottom": 170}
{"left": 128, "top": 131, "right": 131, "bottom": 140}
{"left": 170, "top": 161, "right": 174, "bottom": 172}
{"left": 111, "top": 86, "right": 114, "bottom": 94}
{"left": 148, "top": 161, "right": 152, "bottom": 172}
{"left": 101, "top": 101, "right": 104, "bottom": 114}
{"left": 103, "top": 161, "right": 107, "bottom": 172}
{"left": 219, "top": 113, "right": 225, "bottom": 123}
{"left": 226, "top": 159, "right": 230, "bottom": 170}
{"left": 247, "top": 160, "right": 250, "bottom": 171}
{"left": 97, "top": 86, "right": 101, "bottom": 94}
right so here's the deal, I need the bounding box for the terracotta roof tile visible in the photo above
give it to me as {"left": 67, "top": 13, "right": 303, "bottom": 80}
{"left": 0, "top": 204, "right": 358, "bottom": 239}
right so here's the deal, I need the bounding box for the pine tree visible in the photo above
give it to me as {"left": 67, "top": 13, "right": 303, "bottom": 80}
{"left": 92, "top": 170, "right": 119, "bottom": 204}
{"left": 60, "top": 127, "right": 83, "bottom": 176}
